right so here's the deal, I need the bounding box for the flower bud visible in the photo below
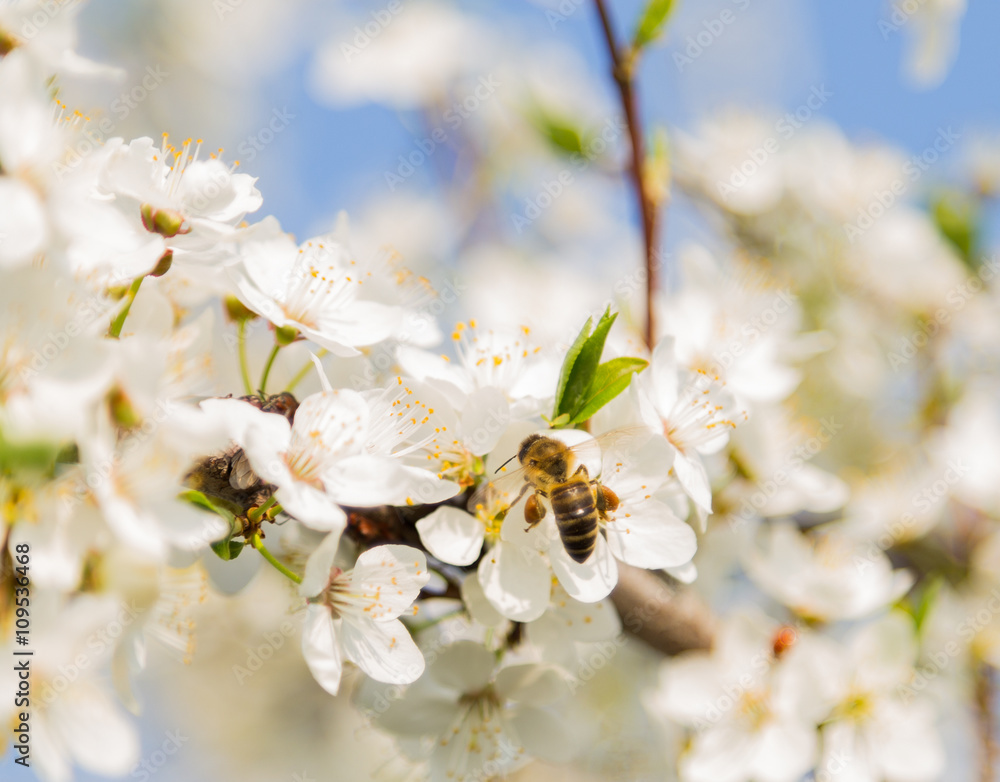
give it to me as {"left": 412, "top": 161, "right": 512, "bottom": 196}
{"left": 140, "top": 203, "right": 187, "bottom": 238}
{"left": 224, "top": 295, "right": 258, "bottom": 324}
{"left": 275, "top": 325, "right": 299, "bottom": 346}
{"left": 0, "top": 28, "right": 17, "bottom": 56}
{"left": 149, "top": 249, "right": 173, "bottom": 278}
{"left": 107, "top": 387, "right": 141, "bottom": 429}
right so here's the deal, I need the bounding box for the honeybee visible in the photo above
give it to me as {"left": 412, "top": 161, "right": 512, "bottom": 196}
{"left": 471, "top": 428, "right": 650, "bottom": 563}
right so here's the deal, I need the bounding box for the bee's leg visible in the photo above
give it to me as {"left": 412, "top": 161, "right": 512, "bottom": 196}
{"left": 573, "top": 464, "right": 590, "bottom": 478}
{"left": 524, "top": 492, "right": 546, "bottom": 531}
{"left": 597, "top": 485, "right": 620, "bottom": 519}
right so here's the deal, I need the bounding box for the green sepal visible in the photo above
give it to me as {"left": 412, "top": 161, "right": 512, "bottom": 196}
{"left": 211, "top": 538, "right": 246, "bottom": 561}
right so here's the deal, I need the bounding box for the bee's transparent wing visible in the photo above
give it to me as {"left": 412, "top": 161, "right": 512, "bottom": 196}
{"left": 468, "top": 462, "right": 531, "bottom": 516}
{"left": 229, "top": 449, "right": 260, "bottom": 491}
{"left": 592, "top": 425, "right": 659, "bottom": 477}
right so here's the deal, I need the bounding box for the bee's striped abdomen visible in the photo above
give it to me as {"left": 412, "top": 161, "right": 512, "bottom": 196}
{"left": 550, "top": 478, "right": 599, "bottom": 563}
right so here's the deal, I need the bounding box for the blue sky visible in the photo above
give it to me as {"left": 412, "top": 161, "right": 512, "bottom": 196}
{"left": 236, "top": 0, "right": 999, "bottom": 251}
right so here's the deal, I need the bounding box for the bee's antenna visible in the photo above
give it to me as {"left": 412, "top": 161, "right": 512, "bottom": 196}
{"left": 495, "top": 454, "right": 517, "bottom": 474}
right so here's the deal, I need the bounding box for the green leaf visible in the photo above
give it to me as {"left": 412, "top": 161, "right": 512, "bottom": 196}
{"left": 554, "top": 314, "right": 594, "bottom": 419}
{"left": 559, "top": 308, "right": 618, "bottom": 419}
{"left": 568, "top": 357, "right": 648, "bottom": 424}
{"left": 531, "top": 107, "right": 586, "bottom": 157}
{"left": 931, "top": 189, "right": 980, "bottom": 270}
{"left": 632, "top": 0, "right": 677, "bottom": 50}
{"left": 912, "top": 576, "right": 944, "bottom": 634}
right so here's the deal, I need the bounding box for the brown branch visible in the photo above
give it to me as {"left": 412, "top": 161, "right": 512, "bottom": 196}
{"left": 611, "top": 564, "right": 715, "bottom": 655}
{"left": 593, "top": 0, "right": 660, "bottom": 348}
{"left": 976, "top": 661, "right": 998, "bottom": 782}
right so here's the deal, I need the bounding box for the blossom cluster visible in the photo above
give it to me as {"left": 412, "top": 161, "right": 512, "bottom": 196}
{"left": 0, "top": 2, "right": 995, "bottom": 782}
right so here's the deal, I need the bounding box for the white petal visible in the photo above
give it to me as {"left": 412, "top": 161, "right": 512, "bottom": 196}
{"left": 478, "top": 541, "right": 551, "bottom": 622}
{"left": 672, "top": 450, "right": 713, "bottom": 512}
{"left": 604, "top": 500, "right": 697, "bottom": 569}
{"left": 351, "top": 544, "right": 430, "bottom": 619}
{"left": 665, "top": 560, "right": 698, "bottom": 584}
{"left": 550, "top": 534, "right": 618, "bottom": 603}
{"left": 0, "top": 177, "right": 48, "bottom": 266}
{"left": 508, "top": 704, "right": 578, "bottom": 763}
{"left": 535, "top": 592, "right": 622, "bottom": 645}
{"left": 600, "top": 429, "right": 673, "bottom": 497}
{"left": 300, "top": 528, "right": 344, "bottom": 597}
{"left": 875, "top": 701, "right": 945, "bottom": 781}
{"left": 276, "top": 483, "right": 347, "bottom": 532}
{"left": 821, "top": 721, "right": 876, "bottom": 782}
{"left": 460, "top": 386, "right": 511, "bottom": 455}
{"left": 48, "top": 681, "right": 140, "bottom": 776}
{"left": 428, "top": 640, "right": 497, "bottom": 693}
{"left": 494, "top": 664, "right": 570, "bottom": 706}
{"left": 650, "top": 337, "right": 680, "bottom": 411}
{"left": 461, "top": 572, "right": 506, "bottom": 628}
{"left": 341, "top": 616, "right": 425, "bottom": 684}
{"left": 374, "top": 692, "right": 458, "bottom": 737}
{"left": 200, "top": 397, "right": 291, "bottom": 446}
{"left": 302, "top": 605, "right": 344, "bottom": 695}
{"left": 311, "top": 299, "right": 402, "bottom": 350}
{"left": 681, "top": 724, "right": 758, "bottom": 782}
{"left": 749, "top": 719, "right": 817, "bottom": 782}
{"left": 322, "top": 454, "right": 408, "bottom": 505}
{"left": 291, "top": 389, "right": 369, "bottom": 459}
{"left": 394, "top": 465, "right": 462, "bottom": 505}
{"left": 416, "top": 507, "right": 485, "bottom": 566}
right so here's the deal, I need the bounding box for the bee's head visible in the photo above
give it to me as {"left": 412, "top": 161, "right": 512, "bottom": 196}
{"left": 517, "top": 433, "right": 544, "bottom": 465}
{"left": 519, "top": 434, "right": 570, "bottom": 481}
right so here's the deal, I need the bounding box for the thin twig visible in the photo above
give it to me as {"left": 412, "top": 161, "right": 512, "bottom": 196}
{"left": 976, "top": 660, "right": 997, "bottom": 782}
{"left": 593, "top": 0, "right": 660, "bottom": 347}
